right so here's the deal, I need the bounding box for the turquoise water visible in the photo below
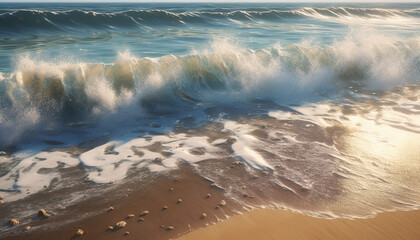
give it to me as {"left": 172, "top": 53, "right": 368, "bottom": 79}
{"left": 1, "top": 3, "right": 419, "bottom": 72}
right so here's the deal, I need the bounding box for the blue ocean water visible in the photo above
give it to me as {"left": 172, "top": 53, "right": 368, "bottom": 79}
{"left": 0, "top": 3, "right": 419, "bottom": 72}
{"left": 0, "top": 3, "right": 420, "bottom": 226}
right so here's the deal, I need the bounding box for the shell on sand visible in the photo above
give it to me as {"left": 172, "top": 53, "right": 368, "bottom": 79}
{"left": 75, "top": 229, "right": 84, "bottom": 236}
{"left": 38, "top": 209, "right": 50, "bottom": 217}
{"left": 140, "top": 210, "right": 149, "bottom": 216}
{"left": 9, "top": 219, "right": 19, "bottom": 226}
{"left": 116, "top": 221, "right": 127, "bottom": 228}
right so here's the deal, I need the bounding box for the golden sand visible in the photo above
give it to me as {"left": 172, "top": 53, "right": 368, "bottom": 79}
{"left": 179, "top": 209, "right": 420, "bottom": 240}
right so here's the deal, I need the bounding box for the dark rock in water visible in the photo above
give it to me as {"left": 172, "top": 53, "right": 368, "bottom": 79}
{"left": 38, "top": 209, "right": 50, "bottom": 217}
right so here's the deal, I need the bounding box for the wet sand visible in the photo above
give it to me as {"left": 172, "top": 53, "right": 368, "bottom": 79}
{"left": 1, "top": 163, "right": 242, "bottom": 240}
{"left": 179, "top": 208, "right": 420, "bottom": 240}
{"left": 2, "top": 159, "right": 420, "bottom": 240}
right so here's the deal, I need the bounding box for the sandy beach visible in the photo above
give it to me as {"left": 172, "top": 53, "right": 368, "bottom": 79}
{"left": 2, "top": 161, "right": 419, "bottom": 240}
{"left": 179, "top": 208, "right": 420, "bottom": 240}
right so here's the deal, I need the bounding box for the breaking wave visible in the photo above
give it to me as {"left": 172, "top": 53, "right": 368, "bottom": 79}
{"left": 0, "top": 31, "right": 419, "bottom": 146}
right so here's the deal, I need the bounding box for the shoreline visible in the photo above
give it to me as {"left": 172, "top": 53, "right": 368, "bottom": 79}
{"left": 178, "top": 208, "right": 420, "bottom": 240}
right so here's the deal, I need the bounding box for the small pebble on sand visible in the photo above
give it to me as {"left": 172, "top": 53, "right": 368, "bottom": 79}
{"left": 107, "top": 226, "right": 114, "bottom": 231}
{"left": 60, "top": 206, "right": 66, "bottom": 210}
{"left": 138, "top": 218, "right": 144, "bottom": 222}
{"left": 219, "top": 200, "right": 227, "bottom": 207}
{"left": 9, "top": 219, "right": 19, "bottom": 226}
{"left": 200, "top": 213, "right": 207, "bottom": 219}
{"left": 116, "top": 221, "right": 127, "bottom": 228}
{"left": 108, "top": 206, "right": 114, "bottom": 211}
{"left": 140, "top": 210, "right": 149, "bottom": 216}
{"left": 38, "top": 209, "right": 50, "bottom": 217}
{"left": 162, "top": 206, "right": 168, "bottom": 210}
{"left": 124, "top": 231, "right": 130, "bottom": 236}
{"left": 169, "top": 187, "right": 174, "bottom": 191}
{"left": 165, "top": 226, "right": 174, "bottom": 231}
{"left": 109, "top": 180, "right": 114, "bottom": 184}
{"left": 205, "top": 193, "right": 211, "bottom": 198}
{"left": 75, "top": 229, "right": 84, "bottom": 236}
{"left": 176, "top": 199, "right": 182, "bottom": 204}
{"left": 127, "top": 214, "right": 135, "bottom": 218}
{"left": 0, "top": 200, "right": 3, "bottom": 204}
{"left": 25, "top": 226, "right": 31, "bottom": 231}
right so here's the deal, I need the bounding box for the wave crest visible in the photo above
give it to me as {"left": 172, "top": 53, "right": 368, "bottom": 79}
{"left": 0, "top": 32, "right": 419, "bottom": 145}
{"left": 1, "top": 7, "right": 418, "bottom": 33}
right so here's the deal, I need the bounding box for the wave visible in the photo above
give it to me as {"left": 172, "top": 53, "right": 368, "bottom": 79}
{"left": 0, "top": 31, "right": 419, "bottom": 146}
{"left": 1, "top": 7, "right": 418, "bottom": 33}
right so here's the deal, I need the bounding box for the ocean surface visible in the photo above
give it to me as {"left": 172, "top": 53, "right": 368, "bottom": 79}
{"left": 0, "top": 2, "right": 420, "bottom": 232}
